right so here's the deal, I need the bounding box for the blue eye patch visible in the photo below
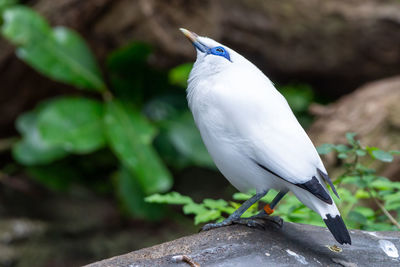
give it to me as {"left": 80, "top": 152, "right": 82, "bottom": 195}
{"left": 209, "top": 46, "right": 231, "bottom": 61}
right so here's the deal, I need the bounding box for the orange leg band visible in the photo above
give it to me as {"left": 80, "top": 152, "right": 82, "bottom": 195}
{"left": 264, "top": 204, "right": 274, "bottom": 215}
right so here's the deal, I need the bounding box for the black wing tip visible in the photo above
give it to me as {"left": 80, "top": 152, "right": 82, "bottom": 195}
{"left": 297, "top": 176, "right": 333, "bottom": 205}
{"left": 317, "top": 168, "right": 340, "bottom": 199}
{"left": 324, "top": 214, "right": 352, "bottom": 245}
{"left": 255, "top": 162, "right": 335, "bottom": 205}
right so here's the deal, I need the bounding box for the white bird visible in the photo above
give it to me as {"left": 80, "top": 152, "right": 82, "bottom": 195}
{"left": 180, "top": 28, "right": 351, "bottom": 245}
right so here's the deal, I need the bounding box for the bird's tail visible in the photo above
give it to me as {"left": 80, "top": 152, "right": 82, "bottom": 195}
{"left": 290, "top": 185, "right": 351, "bottom": 245}
{"left": 323, "top": 214, "right": 351, "bottom": 245}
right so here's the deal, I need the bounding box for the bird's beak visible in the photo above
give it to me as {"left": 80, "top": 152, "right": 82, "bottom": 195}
{"left": 180, "top": 28, "right": 209, "bottom": 53}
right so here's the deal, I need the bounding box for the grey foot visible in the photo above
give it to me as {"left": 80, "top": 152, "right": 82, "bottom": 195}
{"left": 201, "top": 220, "right": 233, "bottom": 231}
{"left": 234, "top": 215, "right": 283, "bottom": 230}
{"left": 201, "top": 214, "right": 283, "bottom": 232}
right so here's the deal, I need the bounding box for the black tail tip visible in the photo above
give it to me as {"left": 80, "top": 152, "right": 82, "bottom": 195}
{"left": 323, "top": 214, "right": 352, "bottom": 245}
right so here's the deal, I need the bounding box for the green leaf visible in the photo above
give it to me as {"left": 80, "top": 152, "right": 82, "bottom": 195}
{"left": 115, "top": 166, "right": 165, "bottom": 220}
{"left": 202, "top": 198, "right": 234, "bottom": 214}
{"left": 232, "top": 192, "right": 253, "bottom": 201}
{"left": 385, "top": 200, "right": 400, "bottom": 211}
{"left": 144, "top": 95, "right": 187, "bottom": 122}
{"left": 27, "top": 163, "right": 76, "bottom": 192}
{"left": 162, "top": 112, "right": 214, "bottom": 168}
{"left": 0, "top": 0, "right": 17, "bottom": 6}
{"left": 104, "top": 100, "right": 172, "bottom": 194}
{"left": 334, "top": 144, "right": 350, "bottom": 153}
{"left": 355, "top": 164, "right": 376, "bottom": 175}
{"left": 12, "top": 110, "right": 68, "bottom": 165}
{"left": 370, "top": 179, "right": 400, "bottom": 190}
{"left": 194, "top": 209, "right": 221, "bottom": 225}
{"left": 355, "top": 149, "right": 366, "bottom": 156}
{"left": 336, "top": 187, "right": 358, "bottom": 204}
{"left": 145, "top": 191, "right": 193, "bottom": 205}
{"left": 183, "top": 202, "right": 207, "bottom": 215}
{"left": 365, "top": 146, "right": 378, "bottom": 153}
{"left": 389, "top": 150, "right": 400, "bottom": 155}
{"left": 353, "top": 206, "right": 374, "bottom": 218}
{"left": 12, "top": 139, "right": 66, "bottom": 166}
{"left": 371, "top": 149, "right": 394, "bottom": 162}
{"left": 16, "top": 110, "right": 36, "bottom": 135}
{"left": 317, "top": 144, "right": 333, "bottom": 155}
{"left": 366, "top": 146, "right": 394, "bottom": 162}
{"left": 2, "top": 6, "right": 105, "bottom": 91}
{"left": 2, "top": 6, "right": 49, "bottom": 44}
{"left": 348, "top": 210, "right": 367, "bottom": 225}
{"left": 383, "top": 192, "right": 400, "bottom": 202}
{"left": 345, "top": 132, "right": 357, "bottom": 146}
{"left": 0, "top": 0, "right": 17, "bottom": 13}
{"left": 37, "top": 97, "right": 106, "bottom": 153}
{"left": 106, "top": 42, "right": 168, "bottom": 106}
{"left": 383, "top": 192, "right": 400, "bottom": 211}
{"left": 341, "top": 176, "right": 365, "bottom": 187}
{"left": 203, "top": 199, "right": 228, "bottom": 209}
{"left": 168, "top": 63, "right": 193, "bottom": 87}
{"left": 355, "top": 189, "right": 369, "bottom": 199}
{"left": 260, "top": 189, "right": 279, "bottom": 203}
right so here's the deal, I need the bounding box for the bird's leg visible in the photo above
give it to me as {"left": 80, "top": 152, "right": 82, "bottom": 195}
{"left": 264, "top": 190, "right": 287, "bottom": 214}
{"left": 234, "top": 191, "right": 287, "bottom": 230}
{"left": 201, "top": 190, "right": 268, "bottom": 231}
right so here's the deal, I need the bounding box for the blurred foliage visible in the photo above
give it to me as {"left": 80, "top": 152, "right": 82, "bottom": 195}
{"left": 0, "top": 0, "right": 17, "bottom": 14}
{"left": 146, "top": 192, "right": 236, "bottom": 225}
{"left": 2, "top": 6, "right": 105, "bottom": 90}
{"left": 0, "top": 4, "right": 333, "bottom": 221}
{"left": 317, "top": 133, "right": 400, "bottom": 230}
{"left": 168, "top": 63, "right": 193, "bottom": 88}
{"left": 0, "top": 4, "right": 198, "bottom": 219}
{"left": 147, "top": 133, "right": 400, "bottom": 231}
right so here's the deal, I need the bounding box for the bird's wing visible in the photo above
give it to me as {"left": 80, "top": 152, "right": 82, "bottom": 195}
{"left": 249, "top": 127, "right": 334, "bottom": 204}
{"left": 217, "top": 69, "right": 334, "bottom": 203}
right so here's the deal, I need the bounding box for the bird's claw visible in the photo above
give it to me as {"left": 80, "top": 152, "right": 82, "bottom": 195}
{"left": 233, "top": 218, "right": 266, "bottom": 230}
{"left": 201, "top": 221, "right": 232, "bottom": 232}
{"left": 201, "top": 215, "right": 283, "bottom": 232}
{"left": 266, "top": 216, "right": 284, "bottom": 229}
{"left": 233, "top": 216, "right": 283, "bottom": 230}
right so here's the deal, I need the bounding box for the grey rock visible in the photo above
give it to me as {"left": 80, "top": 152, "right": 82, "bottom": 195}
{"left": 86, "top": 222, "right": 400, "bottom": 267}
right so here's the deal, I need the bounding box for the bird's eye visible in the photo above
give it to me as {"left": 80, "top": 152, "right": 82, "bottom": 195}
{"left": 209, "top": 46, "right": 231, "bottom": 61}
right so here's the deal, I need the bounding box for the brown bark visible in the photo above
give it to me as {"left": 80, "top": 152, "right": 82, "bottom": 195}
{"left": 308, "top": 75, "right": 400, "bottom": 179}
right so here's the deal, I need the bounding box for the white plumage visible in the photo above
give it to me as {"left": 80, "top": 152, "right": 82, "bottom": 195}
{"left": 181, "top": 29, "right": 351, "bottom": 245}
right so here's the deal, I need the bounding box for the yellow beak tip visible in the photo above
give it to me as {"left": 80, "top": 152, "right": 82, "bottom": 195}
{"left": 179, "top": 28, "right": 198, "bottom": 42}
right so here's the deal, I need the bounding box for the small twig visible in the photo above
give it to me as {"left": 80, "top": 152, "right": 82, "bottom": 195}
{"left": 366, "top": 189, "right": 400, "bottom": 229}
{"left": 371, "top": 195, "right": 400, "bottom": 230}
{"left": 172, "top": 255, "right": 200, "bottom": 267}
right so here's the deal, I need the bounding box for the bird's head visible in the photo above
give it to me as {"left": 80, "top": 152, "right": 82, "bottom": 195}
{"left": 180, "top": 28, "right": 244, "bottom": 77}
